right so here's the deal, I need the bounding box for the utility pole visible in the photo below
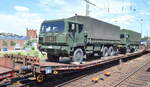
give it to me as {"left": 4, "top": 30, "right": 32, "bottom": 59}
{"left": 84, "top": 0, "right": 96, "bottom": 16}
{"left": 86, "top": 0, "right": 89, "bottom": 16}
{"left": 140, "top": 19, "right": 143, "bottom": 38}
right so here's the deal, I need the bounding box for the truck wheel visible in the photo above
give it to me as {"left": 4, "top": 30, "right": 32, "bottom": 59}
{"left": 102, "top": 47, "right": 108, "bottom": 57}
{"left": 114, "top": 49, "right": 119, "bottom": 55}
{"left": 119, "top": 47, "right": 127, "bottom": 54}
{"left": 47, "top": 53, "right": 59, "bottom": 62}
{"left": 108, "top": 47, "right": 114, "bottom": 56}
{"left": 130, "top": 48, "right": 135, "bottom": 53}
{"left": 72, "top": 48, "right": 84, "bottom": 64}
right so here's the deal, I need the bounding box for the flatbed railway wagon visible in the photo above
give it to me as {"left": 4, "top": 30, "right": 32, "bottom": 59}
{"left": 0, "top": 57, "right": 14, "bottom": 86}
{"left": 38, "top": 15, "right": 125, "bottom": 63}
{"left": 0, "top": 67, "right": 13, "bottom": 81}
{"left": 1, "top": 49, "right": 146, "bottom": 84}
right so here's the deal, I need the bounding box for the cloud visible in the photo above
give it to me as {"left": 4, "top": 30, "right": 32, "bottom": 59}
{"left": 40, "top": 0, "right": 66, "bottom": 8}
{"left": 39, "top": 0, "right": 134, "bottom": 21}
{"left": 37, "top": 0, "right": 136, "bottom": 29}
{"left": 39, "top": 0, "right": 85, "bottom": 19}
{"left": 90, "top": 0, "right": 132, "bottom": 14}
{"left": 0, "top": 12, "right": 43, "bottom": 35}
{"left": 14, "top": 6, "right": 29, "bottom": 12}
{"left": 107, "top": 15, "right": 134, "bottom": 25}
{"left": 148, "top": 1, "right": 150, "bottom": 4}
{"left": 48, "top": 0, "right": 66, "bottom": 5}
{"left": 140, "top": 12, "right": 150, "bottom": 15}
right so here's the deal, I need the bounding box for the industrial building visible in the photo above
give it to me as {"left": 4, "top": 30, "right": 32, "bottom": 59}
{"left": 0, "top": 33, "right": 28, "bottom": 50}
{"left": 26, "top": 28, "right": 37, "bottom": 40}
{"left": 0, "top": 28, "right": 37, "bottom": 50}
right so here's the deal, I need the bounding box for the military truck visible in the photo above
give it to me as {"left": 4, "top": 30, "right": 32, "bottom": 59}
{"left": 120, "top": 29, "right": 141, "bottom": 53}
{"left": 38, "top": 15, "right": 140, "bottom": 63}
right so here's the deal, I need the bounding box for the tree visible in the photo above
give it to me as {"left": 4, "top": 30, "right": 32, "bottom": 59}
{"left": 10, "top": 41, "right": 16, "bottom": 46}
{"left": 2, "top": 40, "right": 8, "bottom": 46}
{"left": 24, "top": 39, "right": 37, "bottom": 48}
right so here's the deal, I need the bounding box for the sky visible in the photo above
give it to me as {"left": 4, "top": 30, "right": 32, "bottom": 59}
{"left": 0, "top": 0, "right": 150, "bottom": 37}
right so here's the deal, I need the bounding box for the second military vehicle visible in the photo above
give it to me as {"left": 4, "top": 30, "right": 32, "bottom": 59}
{"left": 120, "top": 29, "right": 141, "bottom": 53}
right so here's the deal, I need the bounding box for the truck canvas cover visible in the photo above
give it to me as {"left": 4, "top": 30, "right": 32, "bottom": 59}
{"left": 68, "top": 16, "right": 121, "bottom": 40}
{"left": 121, "top": 29, "right": 141, "bottom": 42}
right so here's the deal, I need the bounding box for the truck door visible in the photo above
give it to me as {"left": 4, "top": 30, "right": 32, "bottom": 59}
{"left": 76, "top": 24, "right": 84, "bottom": 44}
{"left": 68, "top": 22, "right": 84, "bottom": 46}
{"left": 68, "top": 22, "right": 77, "bottom": 43}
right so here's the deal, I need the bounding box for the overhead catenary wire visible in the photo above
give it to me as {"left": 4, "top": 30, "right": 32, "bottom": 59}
{"left": 129, "top": 0, "right": 136, "bottom": 12}
{"left": 141, "top": 0, "right": 150, "bottom": 13}
{"left": 122, "top": 0, "right": 125, "bottom": 12}
{"left": 84, "top": 0, "right": 96, "bottom": 16}
{"left": 107, "top": 0, "right": 110, "bottom": 13}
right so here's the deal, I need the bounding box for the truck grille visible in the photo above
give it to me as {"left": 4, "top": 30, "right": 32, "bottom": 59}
{"left": 45, "top": 36, "right": 56, "bottom": 43}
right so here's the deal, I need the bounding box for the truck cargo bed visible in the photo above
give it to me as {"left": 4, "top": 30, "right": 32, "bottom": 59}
{"left": 68, "top": 16, "right": 120, "bottom": 41}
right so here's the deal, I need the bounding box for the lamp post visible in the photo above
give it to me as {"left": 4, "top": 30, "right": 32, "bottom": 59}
{"left": 140, "top": 19, "right": 143, "bottom": 38}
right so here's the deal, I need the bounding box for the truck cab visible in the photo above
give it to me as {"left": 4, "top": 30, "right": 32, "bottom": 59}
{"left": 38, "top": 19, "right": 86, "bottom": 62}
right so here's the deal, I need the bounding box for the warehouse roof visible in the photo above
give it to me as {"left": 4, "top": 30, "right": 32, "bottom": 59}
{"left": 0, "top": 33, "right": 28, "bottom": 40}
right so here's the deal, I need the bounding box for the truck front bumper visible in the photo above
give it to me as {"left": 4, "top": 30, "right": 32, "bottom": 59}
{"left": 39, "top": 45, "right": 69, "bottom": 56}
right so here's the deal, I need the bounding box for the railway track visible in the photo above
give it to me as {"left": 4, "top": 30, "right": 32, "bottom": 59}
{"left": 112, "top": 58, "right": 150, "bottom": 87}
{"left": 52, "top": 53, "right": 150, "bottom": 87}
{"left": 55, "top": 65, "right": 107, "bottom": 87}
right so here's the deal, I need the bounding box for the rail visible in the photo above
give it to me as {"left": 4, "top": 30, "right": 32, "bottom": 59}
{"left": 112, "top": 58, "right": 150, "bottom": 87}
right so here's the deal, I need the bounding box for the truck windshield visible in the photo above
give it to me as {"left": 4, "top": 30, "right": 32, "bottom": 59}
{"left": 40, "top": 21, "right": 64, "bottom": 33}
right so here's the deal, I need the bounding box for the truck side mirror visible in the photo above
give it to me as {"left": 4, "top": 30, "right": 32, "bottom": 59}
{"left": 84, "top": 31, "right": 88, "bottom": 37}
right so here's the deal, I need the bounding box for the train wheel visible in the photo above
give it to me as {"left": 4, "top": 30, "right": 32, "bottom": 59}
{"left": 36, "top": 74, "right": 45, "bottom": 83}
{"left": 108, "top": 47, "right": 115, "bottom": 56}
{"left": 102, "top": 47, "right": 108, "bottom": 57}
{"left": 72, "top": 48, "right": 84, "bottom": 64}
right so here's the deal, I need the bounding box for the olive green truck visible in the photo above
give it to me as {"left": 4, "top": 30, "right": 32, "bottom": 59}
{"left": 38, "top": 15, "right": 141, "bottom": 63}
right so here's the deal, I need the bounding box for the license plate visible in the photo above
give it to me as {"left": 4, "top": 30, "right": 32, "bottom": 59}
{"left": 45, "top": 67, "right": 52, "bottom": 74}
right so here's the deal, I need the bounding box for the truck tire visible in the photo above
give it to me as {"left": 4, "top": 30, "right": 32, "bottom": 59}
{"left": 72, "top": 48, "right": 84, "bottom": 64}
{"left": 47, "top": 53, "right": 59, "bottom": 62}
{"left": 119, "top": 47, "right": 127, "bottom": 54}
{"left": 130, "top": 48, "right": 135, "bottom": 53}
{"left": 102, "top": 47, "right": 109, "bottom": 57}
{"left": 108, "top": 47, "right": 115, "bottom": 56}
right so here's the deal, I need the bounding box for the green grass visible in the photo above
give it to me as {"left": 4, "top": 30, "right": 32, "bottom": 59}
{"left": 0, "top": 50, "right": 47, "bottom": 58}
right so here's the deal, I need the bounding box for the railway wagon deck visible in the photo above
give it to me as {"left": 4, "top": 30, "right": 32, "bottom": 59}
{"left": 3, "top": 50, "right": 146, "bottom": 74}
{"left": 32, "top": 50, "right": 146, "bottom": 75}
{"left": 0, "top": 49, "right": 148, "bottom": 84}
{"left": 0, "top": 66, "right": 13, "bottom": 80}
